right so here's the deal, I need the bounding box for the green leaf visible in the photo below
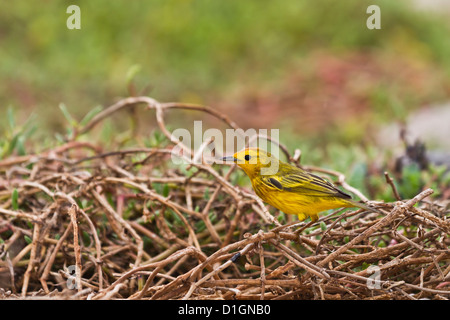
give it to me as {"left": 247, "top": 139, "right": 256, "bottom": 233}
{"left": 59, "top": 103, "right": 77, "bottom": 127}
{"left": 399, "top": 164, "right": 422, "bottom": 198}
{"left": 79, "top": 105, "right": 103, "bottom": 127}
{"left": 169, "top": 209, "right": 182, "bottom": 225}
{"left": 7, "top": 132, "right": 20, "bottom": 155}
{"left": 12, "top": 188, "right": 19, "bottom": 210}
{"left": 24, "top": 235, "right": 32, "bottom": 244}
{"left": 195, "top": 220, "right": 206, "bottom": 233}
{"left": 152, "top": 183, "right": 162, "bottom": 194}
{"left": 204, "top": 187, "right": 210, "bottom": 200}
{"left": 320, "top": 221, "right": 327, "bottom": 231}
{"left": 7, "top": 106, "right": 15, "bottom": 130}
{"left": 54, "top": 132, "right": 66, "bottom": 143}
{"left": 82, "top": 230, "right": 91, "bottom": 246}
{"left": 16, "top": 136, "right": 26, "bottom": 156}
{"left": 162, "top": 184, "right": 170, "bottom": 197}
{"left": 22, "top": 113, "right": 37, "bottom": 138}
{"left": 126, "top": 64, "right": 142, "bottom": 84}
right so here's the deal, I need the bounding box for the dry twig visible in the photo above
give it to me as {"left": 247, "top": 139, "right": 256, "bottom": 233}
{"left": 0, "top": 96, "right": 448, "bottom": 300}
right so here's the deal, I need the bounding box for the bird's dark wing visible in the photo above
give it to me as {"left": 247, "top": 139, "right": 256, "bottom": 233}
{"left": 261, "top": 166, "right": 352, "bottom": 199}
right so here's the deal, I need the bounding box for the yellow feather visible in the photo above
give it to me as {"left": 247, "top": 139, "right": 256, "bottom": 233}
{"left": 223, "top": 148, "right": 376, "bottom": 222}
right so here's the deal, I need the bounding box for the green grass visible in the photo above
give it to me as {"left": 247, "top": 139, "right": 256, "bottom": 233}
{"left": 1, "top": 0, "right": 450, "bottom": 132}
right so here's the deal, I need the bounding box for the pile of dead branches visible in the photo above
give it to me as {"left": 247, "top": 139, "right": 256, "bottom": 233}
{"left": 0, "top": 96, "right": 449, "bottom": 300}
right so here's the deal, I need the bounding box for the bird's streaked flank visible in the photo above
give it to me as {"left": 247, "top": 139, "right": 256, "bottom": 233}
{"left": 222, "top": 148, "right": 377, "bottom": 222}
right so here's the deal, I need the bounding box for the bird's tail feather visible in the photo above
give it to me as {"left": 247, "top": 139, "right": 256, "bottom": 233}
{"left": 348, "top": 200, "right": 382, "bottom": 214}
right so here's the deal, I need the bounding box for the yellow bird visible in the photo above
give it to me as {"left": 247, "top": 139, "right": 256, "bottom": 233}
{"left": 222, "top": 148, "right": 377, "bottom": 222}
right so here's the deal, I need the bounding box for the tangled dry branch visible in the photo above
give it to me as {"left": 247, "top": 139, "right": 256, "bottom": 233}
{"left": 0, "top": 96, "right": 449, "bottom": 300}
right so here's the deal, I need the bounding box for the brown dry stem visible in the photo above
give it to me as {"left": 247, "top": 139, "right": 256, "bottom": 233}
{"left": 0, "top": 96, "right": 448, "bottom": 300}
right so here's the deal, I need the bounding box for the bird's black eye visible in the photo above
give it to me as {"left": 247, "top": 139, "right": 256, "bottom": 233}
{"left": 244, "top": 154, "right": 251, "bottom": 161}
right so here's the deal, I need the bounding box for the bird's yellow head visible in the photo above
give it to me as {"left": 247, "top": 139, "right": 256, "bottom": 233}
{"left": 222, "top": 148, "right": 279, "bottom": 178}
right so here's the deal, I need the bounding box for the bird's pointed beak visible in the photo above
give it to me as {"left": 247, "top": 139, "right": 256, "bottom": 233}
{"left": 221, "top": 156, "right": 237, "bottom": 162}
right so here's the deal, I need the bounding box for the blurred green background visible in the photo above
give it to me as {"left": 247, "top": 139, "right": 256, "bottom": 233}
{"left": 1, "top": 0, "right": 450, "bottom": 200}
